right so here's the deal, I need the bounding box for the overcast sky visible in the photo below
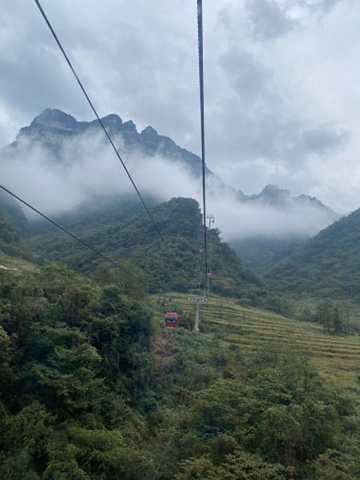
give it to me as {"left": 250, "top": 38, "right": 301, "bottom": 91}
{"left": 1, "top": 0, "right": 360, "bottom": 213}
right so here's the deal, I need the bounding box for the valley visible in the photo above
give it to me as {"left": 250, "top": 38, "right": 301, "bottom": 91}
{"left": 1, "top": 111, "right": 360, "bottom": 479}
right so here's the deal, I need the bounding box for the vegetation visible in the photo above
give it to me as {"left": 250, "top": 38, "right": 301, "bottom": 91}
{"left": 1, "top": 193, "right": 360, "bottom": 478}
{"left": 265, "top": 208, "right": 360, "bottom": 301}
{"left": 29, "top": 197, "right": 292, "bottom": 314}
{"left": 230, "top": 237, "right": 301, "bottom": 274}
{"left": 0, "top": 191, "right": 35, "bottom": 261}
{"left": 0, "top": 264, "right": 153, "bottom": 479}
{"left": 1, "top": 265, "right": 360, "bottom": 479}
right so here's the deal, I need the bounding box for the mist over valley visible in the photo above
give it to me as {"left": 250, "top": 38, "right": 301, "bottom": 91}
{"left": 1, "top": 108, "right": 340, "bottom": 250}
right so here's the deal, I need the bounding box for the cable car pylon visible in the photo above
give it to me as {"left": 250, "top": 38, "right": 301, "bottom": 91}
{"left": 189, "top": 0, "right": 210, "bottom": 332}
{"left": 188, "top": 289, "right": 208, "bottom": 331}
{"left": 189, "top": 214, "right": 214, "bottom": 331}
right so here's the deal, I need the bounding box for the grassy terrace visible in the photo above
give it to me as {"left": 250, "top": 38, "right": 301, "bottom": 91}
{"left": 0, "top": 251, "right": 36, "bottom": 272}
{"left": 154, "top": 293, "right": 360, "bottom": 396}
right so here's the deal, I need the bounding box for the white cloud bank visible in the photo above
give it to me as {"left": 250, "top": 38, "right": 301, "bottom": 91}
{"left": 1, "top": 131, "right": 337, "bottom": 241}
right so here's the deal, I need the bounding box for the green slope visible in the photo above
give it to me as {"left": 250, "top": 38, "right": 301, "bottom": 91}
{"left": 230, "top": 236, "right": 302, "bottom": 273}
{"left": 0, "top": 190, "right": 39, "bottom": 262}
{"left": 265, "top": 208, "right": 360, "bottom": 301}
{"left": 30, "top": 193, "right": 156, "bottom": 235}
{"left": 163, "top": 293, "right": 360, "bottom": 392}
{"left": 30, "top": 197, "right": 287, "bottom": 311}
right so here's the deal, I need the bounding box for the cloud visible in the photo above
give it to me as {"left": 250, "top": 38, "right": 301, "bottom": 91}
{"left": 0, "top": 5, "right": 94, "bottom": 120}
{"left": 245, "top": 0, "right": 342, "bottom": 42}
{"left": 209, "top": 197, "right": 336, "bottom": 241}
{"left": 0, "top": 131, "right": 337, "bottom": 242}
{"left": 245, "top": 0, "right": 296, "bottom": 41}
{"left": 0, "top": 132, "right": 201, "bottom": 218}
{"left": 218, "top": 48, "right": 271, "bottom": 104}
{"left": 0, "top": 0, "right": 360, "bottom": 216}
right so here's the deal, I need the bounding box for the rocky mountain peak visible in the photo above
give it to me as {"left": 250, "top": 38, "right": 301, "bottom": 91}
{"left": 100, "top": 114, "right": 123, "bottom": 126}
{"left": 249, "top": 184, "right": 291, "bottom": 205}
{"left": 261, "top": 185, "right": 290, "bottom": 199}
{"left": 3, "top": 108, "right": 339, "bottom": 232}
{"left": 122, "top": 120, "right": 137, "bottom": 133}
{"left": 141, "top": 126, "right": 158, "bottom": 136}
{"left": 31, "top": 108, "right": 78, "bottom": 129}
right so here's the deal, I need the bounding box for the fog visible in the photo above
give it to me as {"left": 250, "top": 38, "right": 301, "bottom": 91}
{"left": 207, "top": 193, "right": 337, "bottom": 241}
{"left": 1, "top": 132, "right": 337, "bottom": 242}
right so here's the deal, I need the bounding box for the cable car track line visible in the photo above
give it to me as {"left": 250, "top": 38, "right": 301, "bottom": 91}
{"left": 34, "top": 0, "right": 167, "bottom": 248}
{"left": 0, "top": 184, "right": 147, "bottom": 286}
{"left": 197, "top": 0, "right": 208, "bottom": 285}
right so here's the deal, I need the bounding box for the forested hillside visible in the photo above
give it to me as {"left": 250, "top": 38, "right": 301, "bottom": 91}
{"left": 1, "top": 193, "right": 360, "bottom": 478}
{"left": 29, "top": 197, "right": 290, "bottom": 313}
{"left": 266, "top": 208, "right": 360, "bottom": 301}
{"left": 0, "top": 191, "right": 35, "bottom": 261}
{"left": 1, "top": 264, "right": 359, "bottom": 479}
{"left": 230, "top": 237, "right": 300, "bottom": 274}
{"left": 30, "top": 193, "right": 153, "bottom": 236}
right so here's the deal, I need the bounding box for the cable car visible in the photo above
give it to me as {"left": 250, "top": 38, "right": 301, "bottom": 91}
{"left": 206, "top": 272, "right": 212, "bottom": 280}
{"left": 165, "top": 311, "right": 179, "bottom": 328}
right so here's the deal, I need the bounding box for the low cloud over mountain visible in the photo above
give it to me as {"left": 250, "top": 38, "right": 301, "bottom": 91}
{"left": 1, "top": 109, "right": 339, "bottom": 242}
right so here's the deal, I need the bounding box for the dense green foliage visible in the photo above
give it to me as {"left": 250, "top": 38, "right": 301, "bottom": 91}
{"left": 29, "top": 197, "right": 290, "bottom": 312}
{"left": 266, "top": 209, "right": 360, "bottom": 301}
{"left": 0, "top": 264, "right": 154, "bottom": 479}
{"left": 1, "top": 192, "right": 360, "bottom": 478}
{"left": 0, "top": 191, "right": 34, "bottom": 260}
{"left": 298, "top": 299, "right": 352, "bottom": 334}
{"left": 1, "top": 265, "right": 359, "bottom": 479}
{"left": 230, "top": 237, "right": 302, "bottom": 274}
{"left": 30, "top": 193, "right": 152, "bottom": 236}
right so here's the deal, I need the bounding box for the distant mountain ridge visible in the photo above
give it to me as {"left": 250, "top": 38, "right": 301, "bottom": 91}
{"left": 11, "top": 108, "right": 209, "bottom": 178}
{"left": 1, "top": 108, "right": 341, "bottom": 269}
{"left": 6, "top": 108, "right": 338, "bottom": 215}
{"left": 248, "top": 184, "right": 333, "bottom": 213}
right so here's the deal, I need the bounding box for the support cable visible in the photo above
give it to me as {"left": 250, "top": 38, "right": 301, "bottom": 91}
{"left": 0, "top": 184, "right": 147, "bottom": 286}
{"left": 34, "top": 0, "right": 167, "bottom": 247}
{"left": 197, "top": 0, "right": 208, "bottom": 286}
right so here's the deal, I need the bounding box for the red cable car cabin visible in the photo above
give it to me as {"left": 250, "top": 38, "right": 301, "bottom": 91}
{"left": 165, "top": 312, "right": 179, "bottom": 327}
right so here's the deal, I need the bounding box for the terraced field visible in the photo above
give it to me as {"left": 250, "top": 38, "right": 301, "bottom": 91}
{"left": 0, "top": 251, "right": 36, "bottom": 272}
{"left": 157, "top": 293, "right": 360, "bottom": 395}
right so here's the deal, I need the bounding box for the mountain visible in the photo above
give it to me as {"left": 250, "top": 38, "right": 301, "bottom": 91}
{"left": 1, "top": 115, "right": 359, "bottom": 478}
{"left": 265, "top": 207, "right": 360, "bottom": 301}
{"left": 3, "top": 109, "right": 335, "bottom": 208}
{"left": 230, "top": 185, "right": 339, "bottom": 272}
{"left": 2, "top": 109, "right": 339, "bottom": 253}
{"left": 248, "top": 184, "right": 335, "bottom": 214}
{"left": 28, "top": 196, "right": 292, "bottom": 314}
{"left": 29, "top": 197, "right": 254, "bottom": 294}
{"left": 8, "top": 108, "right": 210, "bottom": 178}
